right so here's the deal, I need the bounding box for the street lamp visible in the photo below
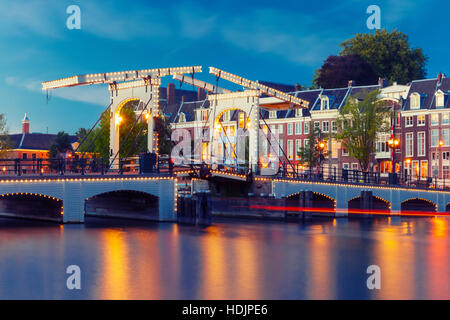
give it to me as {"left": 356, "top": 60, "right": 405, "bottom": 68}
{"left": 388, "top": 136, "right": 400, "bottom": 173}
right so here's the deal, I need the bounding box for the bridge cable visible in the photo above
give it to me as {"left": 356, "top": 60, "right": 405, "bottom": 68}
{"left": 74, "top": 101, "right": 113, "bottom": 156}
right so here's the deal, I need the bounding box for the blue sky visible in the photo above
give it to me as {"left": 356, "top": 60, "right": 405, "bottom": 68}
{"left": 0, "top": 0, "right": 448, "bottom": 134}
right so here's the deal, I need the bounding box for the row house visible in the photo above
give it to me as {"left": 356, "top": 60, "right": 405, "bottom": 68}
{"left": 400, "top": 73, "right": 450, "bottom": 182}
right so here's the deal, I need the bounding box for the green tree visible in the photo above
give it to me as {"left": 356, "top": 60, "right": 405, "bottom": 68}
{"left": 339, "top": 29, "right": 427, "bottom": 84}
{"left": 334, "top": 90, "right": 391, "bottom": 172}
{"left": 76, "top": 101, "right": 168, "bottom": 159}
{"left": 297, "top": 126, "right": 328, "bottom": 169}
{"left": 49, "top": 131, "right": 73, "bottom": 158}
{"left": 0, "top": 114, "right": 10, "bottom": 158}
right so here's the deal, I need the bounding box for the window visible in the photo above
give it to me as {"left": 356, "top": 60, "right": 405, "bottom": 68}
{"left": 269, "top": 111, "right": 277, "bottom": 119}
{"left": 279, "top": 140, "right": 284, "bottom": 158}
{"left": 431, "top": 114, "right": 439, "bottom": 126}
{"left": 304, "top": 122, "right": 310, "bottom": 134}
{"left": 410, "top": 93, "right": 420, "bottom": 109}
{"left": 201, "top": 110, "right": 208, "bottom": 121}
{"left": 331, "top": 121, "right": 337, "bottom": 132}
{"left": 342, "top": 147, "right": 348, "bottom": 156}
{"left": 321, "top": 96, "right": 329, "bottom": 110}
{"left": 396, "top": 112, "right": 401, "bottom": 127}
{"left": 295, "top": 123, "right": 302, "bottom": 135}
{"left": 22, "top": 153, "right": 28, "bottom": 160}
{"left": 431, "top": 129, "right": 439, "bottom": 147}
{"left": 412, "top": 160, "right": 419, "bottom": 178}
{"left": 322, "top": 121, "right": 329, "bottom": 133}
{"left": 417, "top": 132, "right": 425, "bottom": 156}
{"left": 278, "top": 124, "right": 283, "bottom": 134}
{"left": 178, "top": 113, "right": 186, "bottom": 123}
{"left": 421, "top": 161, "right": 428, "bottom": 178}
{"left": 287, "top": 123, "right": 293, "bottom": 135}
{"left": 238, "top": 113, "right": 245, "bottom": 128}
{"left": 436, "top": 92, "right": 445, "bottom": 108}
{"left": 417, "top": 115, "right": 425, "bottom": 126}
{"left": 443, "top": 113, "right": 449, "bottom": 125}
{"left": 443, "top": 129, "right": 450, "bottom": 146}
{"left": 405, "top": 116, "right": 413, "bottom": 127}
{"left": 295, "top": 109, "right": 302, "bottom": 117}
{"left": 229, "top": 126, "right": 235, "bottom": 137}
{"left": 304, "top": 139, "right": 309, "bottom": 150}
{"left": 222, "top": 111, "right": 230, "bottom": 122}
{"left": 331, "top": 139, "right": 338, "bottom": 158}
{"left": 287, "top": 140, "right": 293, "bottom": 160}
{"left": 405, "top": 132, "right": 413, "bottom": 157}
{"left": 314, "top": 121, "right": 320, "bottom": 131}
{"left": 295, "top": 140, "right": 302, "bottom": 159}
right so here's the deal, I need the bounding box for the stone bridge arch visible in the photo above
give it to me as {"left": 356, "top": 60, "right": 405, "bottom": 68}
{"left": 0, "top": 192, "right": 63, "bottom": 222}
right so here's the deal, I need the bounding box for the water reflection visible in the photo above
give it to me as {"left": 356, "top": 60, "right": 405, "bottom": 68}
{"left": 0, "top": 216, "right": 448, "bottom": 299}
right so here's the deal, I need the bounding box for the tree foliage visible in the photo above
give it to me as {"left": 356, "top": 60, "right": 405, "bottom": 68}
{"left": 297, "top": 126, "right": 328, "bottom": 169}
{"left": 49, "top": 131, "right": 73, "bottom": 158}
{"left": 0, "top": 114, "right": 10, "bottom": 158}
{"left": 334, "top": 90, "right": 391, "bottom": 172}
{"left": 314, "top": 54, "right": 379, "bottom": 89}
{"left": 76, "top": 101, "right": 172, "bottom": 159}
{"left": 339, "top": 29, "right": 427, "bottom": 84}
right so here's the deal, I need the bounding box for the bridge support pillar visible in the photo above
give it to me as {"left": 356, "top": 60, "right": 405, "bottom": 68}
{"left": 299, "top": 190, "right": 313, "bottom": 221}
{"left": 359, "top": 191, "right": 373, "bottom": 218}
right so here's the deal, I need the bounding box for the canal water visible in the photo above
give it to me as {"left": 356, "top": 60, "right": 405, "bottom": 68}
{"left": 0, "top": 216, "right": 448, "bottom": 299}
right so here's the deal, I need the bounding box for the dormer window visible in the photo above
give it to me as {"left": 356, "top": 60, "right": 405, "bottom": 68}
{"left": 436, "top": 91, "right": 445, "bottom": 108}
{"left": 269, "top": 111, "right": 277, "bottom": 119}
{"left": 179, "top": 113, "right": 186, "bottom": 123}
{"left": 320, "top": 96, "right": 329, "bottom": 110}
{"left": 410, "top": 93, "right": 421, "bottom": 109}
{"left": 295, "top": 109, "right": 302, "bottom": 117}
{"left": 197, "top": 109, "right": 208, "bottom": 121}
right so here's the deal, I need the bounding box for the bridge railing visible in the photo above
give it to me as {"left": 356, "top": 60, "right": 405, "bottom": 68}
{"left": 0, "top": 156, "right": 173, "bottom": 177}
{"left": 275, "top": 164, "right": 446, "bottom": 191}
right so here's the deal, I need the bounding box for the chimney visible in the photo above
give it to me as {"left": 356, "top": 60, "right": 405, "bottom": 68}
{"left": 181, "top": 95, "right": 186, "bottom": 103}
{"left": 348, "top": 80, "right": 355, "bottom": 87}
{"left": 378, "top": 77, "right": 388, "bottom": 88}
{"left": 197, "top": 87, "right": 206, "bottom": 101}
{"left": 167, "top": 83, "right": 175, "bottom": 104}
{"left": 438, "top": 72, "right": 443, "bottom": 85}
{"left": 294, "top": 83, "right": 302, "bottom": 92}
{"left": 22, "top": 113, "right": 30, "bottom": 134}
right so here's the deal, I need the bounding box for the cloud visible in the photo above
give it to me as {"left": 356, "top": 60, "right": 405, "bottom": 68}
{"left": 5, "top": 76, "right": 109, "bottom": 106}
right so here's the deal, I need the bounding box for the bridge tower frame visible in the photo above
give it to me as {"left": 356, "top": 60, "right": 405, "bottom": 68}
{"left": 208, "top": 90, "right": 260, "bottom": 172}
{"left": 108, "top": 78, "right": 161, "bottom": 166}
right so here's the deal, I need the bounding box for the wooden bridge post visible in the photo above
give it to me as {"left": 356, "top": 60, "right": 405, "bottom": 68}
{"left": 298, "top": 190, "right": 313, "bottom": 221}
{"left": 196, "top": 191, "right": 212, "bottom": 226}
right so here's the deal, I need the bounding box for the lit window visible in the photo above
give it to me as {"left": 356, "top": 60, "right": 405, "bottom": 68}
{"left": 269, "top": 111, "right": 277, "bottom": 119}
{"left": 405, "top": 116, "right": 413, "bottom": 127}
{"left": 238, "top": 113, "right": 245, "bottom": 128}
{"left": 417, "top": 115, "right": 425, "bottom": 126}
{"left": 178, "top": 113, "right": 186, "bottom": 123}
{"left": 443, "top": 113, "right": 449, "bottom": 125}
{"left": 331, "top": 121, "right": 337, "bottom": 132}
